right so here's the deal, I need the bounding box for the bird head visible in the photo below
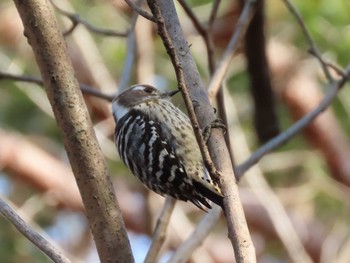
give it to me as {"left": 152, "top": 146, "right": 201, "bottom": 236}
{"left": 112, "top": 84, "right": 179, "bottom": 121}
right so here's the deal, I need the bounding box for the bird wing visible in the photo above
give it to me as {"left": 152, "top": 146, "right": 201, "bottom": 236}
{"left": 116, "top": 109, "right": 213, "bottom": 209}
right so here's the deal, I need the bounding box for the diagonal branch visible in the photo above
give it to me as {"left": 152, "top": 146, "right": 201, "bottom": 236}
{"left": 177, "top": 0, "right": 235, "bottom": 168}
{"left": 235, "top": 0, "right": 350, "bottom": 179}
{"left": 146, "top": 0, "right": 256, "bottom": 262}
{"left": 224, "top": 86, "right": 313, "bottom": 263}
{"left": 0, "top": 197, "right": 71, "bottom": 263}
{"left": 125, "top": 0, "right": 155, "bottom": 22}
{"left": 168, "top": 206, "right": 222, "bottom": 263}
{"left": 12, "top": 0, "right": 134, "bottom": 262}
{"left": 208, "top": 0, "right": 222, "bottom": 29}
{"left": 51, "top": 0, "right": 128, "bottom": 37}
{"left": 281, "top": 0, "right": 332, "bottom": 82}
{"left": 207, "top": 0, "right": 256, "bottom": 99}
{"left": 148, "top": 1, "right": 217, "bottom": 183}
{"left": 144, "top": 197, "right": 176, "bottom": 263}
{"left": 236, "top": 63, "right": 350, "bottom": 178}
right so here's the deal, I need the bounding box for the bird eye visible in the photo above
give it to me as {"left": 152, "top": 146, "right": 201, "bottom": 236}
{"left": 144, "top": 86, "right": 154, "bottom": 94}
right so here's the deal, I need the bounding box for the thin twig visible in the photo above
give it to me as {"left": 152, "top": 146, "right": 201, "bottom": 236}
{"left": 206, "top": 2, "right": 235, "bottom": 168}
{"left": 177, "top": 0, "right": 236, "bottom": 166}
{"left": 324, "top": 62, "right": 348, "bottom": 78}
{"left": 207, "top": 0, "right": 256, "bottom": 99}
{"left": 79, "top": 83, "right": 115, "bottom": 101}
{"left": 235, "top": 62, "right": 350, "bottom": 178}
{"left": 0, "top": 71, "right": 43, "bottom": 85}
{"left": 177, "top": 0, "right": 206, "bottom": 36}
{"left": 51, "top": 0, "right": 128, "bottom": 37}
{"left": 135, "top": 7, "right": 155, "bottom": 83}
{"left": 176, "top": 0, "right": 215, "bottom": 76}
{"left": 168, "top": 206, "right": 222, "bottom": 263}
{"left": 282, "top": 0, "right": 332, "bottom": 82}
{"left": 208, "top": 0, "right": 222, "bottom": 29}
{"left": 308, "top": 51, "right": 348, "bottom": 78}
{"left": 117, "top": 7, "right": 139, "bottom": 94}
{"left": 0, "top": 197, "right": 71, "bottom": 263}
{"left": 125, "top": 0, "right": 155, "bottom": 22}
{"left": 0, "top": 71, "right": 115, "bottom": 102}
{"left": 144, "top": 197, "right": 176, "bottom": 263}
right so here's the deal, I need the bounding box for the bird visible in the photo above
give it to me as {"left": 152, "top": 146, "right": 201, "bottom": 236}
{"left": 112, "top": 84, "right": 223, "bottom": 210}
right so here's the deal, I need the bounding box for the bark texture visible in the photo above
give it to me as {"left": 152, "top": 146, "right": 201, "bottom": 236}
{"left": 147, "top": 1, "right": 256, "bottom": 262}
{"left": 12, "top": 1, "right": 134, "bottom": 262}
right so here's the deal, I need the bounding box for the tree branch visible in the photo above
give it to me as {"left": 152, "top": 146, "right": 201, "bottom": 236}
{"left": 235, "top": 0, "right": 350, "bottom": 178}
{"left": 224, "top": 87, "right": 313, "bottom": 263}
{"left": 146, "top": 0, "right": 256, "bottom": 262}
{"left": 117, "top": 10, "right": 139, "bottom": 93}
{"left": 177, "top": 0, "right": 235, "bottom": 167}
{"left": 236, "top": 62, "right": 350, "bottom": 178}
{"left": 243, "top": 0, "right": 280, "bottom": 143}
{"left": 208, "top": 0, "right": 222, "bottom": 29}
{"left": 207, "top": 0, "right": 256, "bottom": 99}
{"left": 12, "top": 0, "right": 134, "bottom": 262}
{"left": 168, "top": 206, "right": 222, "bottom": 263}
{"left": 125, "top": 0, "right": 155, "bottom": 22}
{"left": 0, "top": 71, "right": 115, "bottom": 102}
{"left": 144, "top": 197, "right": 176, "bottom": 263}
{"left": 0, "top": 197, "right": 71, "bottom": 263}
{"left": 282, "top": 0, "right": 332, "bottom": 82}
{"left": 51, "top": 0, "right": 128, "bottom": 37}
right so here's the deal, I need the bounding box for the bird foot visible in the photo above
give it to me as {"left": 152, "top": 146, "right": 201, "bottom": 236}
{"left": 202, "top": 118, "right": 227, "bottom": 143}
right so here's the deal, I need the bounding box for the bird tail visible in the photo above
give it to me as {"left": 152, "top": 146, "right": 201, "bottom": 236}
{"left": 193, "top": 181, "right": 224, "bottom": 208}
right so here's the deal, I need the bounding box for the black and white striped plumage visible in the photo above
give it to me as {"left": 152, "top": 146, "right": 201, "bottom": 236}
{"left": 112, "top": 84, "right": 223, "bottom": 209}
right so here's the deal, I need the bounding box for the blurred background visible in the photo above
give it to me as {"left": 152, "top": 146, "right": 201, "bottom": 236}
{"left": 0, "top": 0, "right": 350, "bottom": 262}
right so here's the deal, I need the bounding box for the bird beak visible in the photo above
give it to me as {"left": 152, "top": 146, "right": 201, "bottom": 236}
{"left": 163, "top": 89, "right": 180, "bottom": 98}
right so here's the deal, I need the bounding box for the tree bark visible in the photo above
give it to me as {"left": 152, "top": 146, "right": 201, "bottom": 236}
{"left": 12, "top": 0, "right": 134, "bottom": 262}
{"left": 147, "top": 1, "right": 256, "bottom": 262}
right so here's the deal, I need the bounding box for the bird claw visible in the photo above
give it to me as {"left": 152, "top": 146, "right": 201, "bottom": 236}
{"left": 202, "top": 118, "right": 227, "bottom": 143}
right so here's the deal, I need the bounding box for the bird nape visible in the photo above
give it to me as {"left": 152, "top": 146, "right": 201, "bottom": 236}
{"left": 112, "top": 84, "right": 223, "bottom": 210}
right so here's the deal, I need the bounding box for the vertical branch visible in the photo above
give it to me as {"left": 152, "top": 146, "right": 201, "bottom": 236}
{"left": 12, "top": 0, "right": 134, "bottom": 262}
{"left": 207, "top": 0, "right": 256, "bottom": 98}
{"left": 243, "top": 0, "right": 280, "bottom": 143}
{"left": 146, "top": 1, "right": 256, "bottom": 262}
{"left": 177, "top": 0, "right": 235, "bottom": 167}
{"left": 224, "top": 89, "right": 313, "bottom": 263}
{"left": 118, "top": 9, "right": 139, "bottom": 94}
{"left": 168, "top": 206, "right": 222, "bottom": 263}
{"left": 208, "top": 0, "right": 222, "bottom": 28}
{"left": 144, "top": 197, "right": 176, "bottom": 263}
